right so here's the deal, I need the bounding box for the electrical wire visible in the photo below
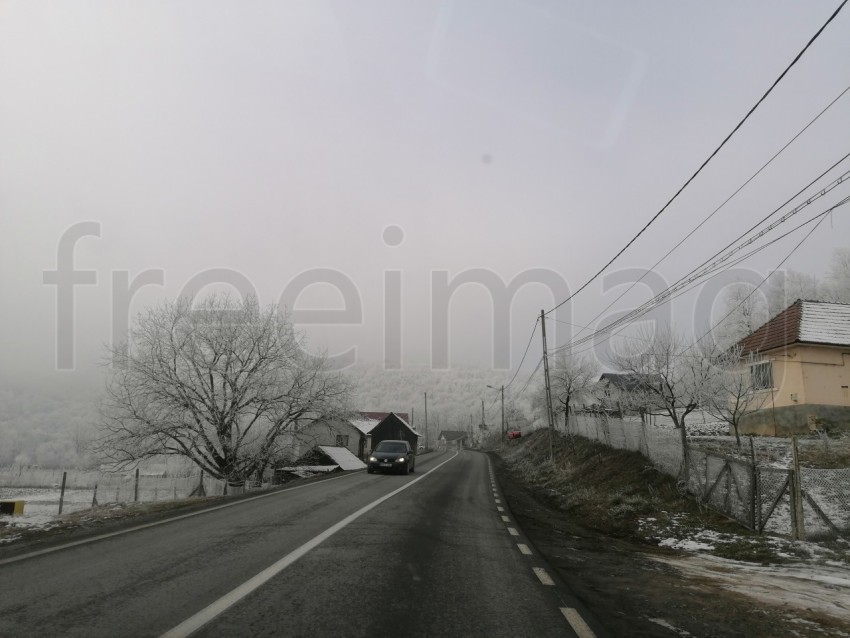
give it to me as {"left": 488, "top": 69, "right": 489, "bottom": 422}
{"left": 502, "top": 317, "right": 540, "bottom": 391}
{"left": 552, "top": 155, "right": 850, "bottom": 354}
{"left": 689, "top": 197, "right": 845, "bottom": 351}
{"left": 545, "top": 0, "right": 848, "bottom": 317}
{"left": 565, "top": 197, "right": 850, "bottom": 357}
{"left": 566, "top": 83, "right": 850, "bottom": 346}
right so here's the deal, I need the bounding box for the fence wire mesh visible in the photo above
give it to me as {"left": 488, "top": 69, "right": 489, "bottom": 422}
{"left": 568, "top": 413, "right": 849, "bottom": 540}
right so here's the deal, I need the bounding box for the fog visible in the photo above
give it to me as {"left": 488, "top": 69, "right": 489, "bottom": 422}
{"left": 2, "top": 1, "right": 849, "bottom": 383}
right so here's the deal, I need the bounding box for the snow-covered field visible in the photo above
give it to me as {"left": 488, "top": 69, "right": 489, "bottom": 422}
{"left": 0, "top": 484, "right": 197, "bottom": 537}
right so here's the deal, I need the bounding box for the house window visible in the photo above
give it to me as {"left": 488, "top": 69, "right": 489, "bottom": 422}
{"left": 335, "top": 435, "right": 349, "bottom": 447}
{"left": 750, "top": 361, "right": 773, "bottom": 390}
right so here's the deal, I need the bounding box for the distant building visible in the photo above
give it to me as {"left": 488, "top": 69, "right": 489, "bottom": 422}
{"left": 593, "top": 373, "right": 658, "bottom": 416}
{"left": 293, "top": 411, "right": 419, "bottom": 460}
{"left": 736, "top": 300, "right": 850, "bottom": 435}
{"left": 438, "top": 430, "right": 468, "bottom": 450}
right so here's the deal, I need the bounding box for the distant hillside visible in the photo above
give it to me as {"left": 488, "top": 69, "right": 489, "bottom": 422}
{"left": 0, "top": 373, "right": 102, "bottom": 468}
{"left": 0, "top": 364, "right": 538, "bottom": 468}
{"left": 350, "top": 363, "right": 528, "bottom": 431}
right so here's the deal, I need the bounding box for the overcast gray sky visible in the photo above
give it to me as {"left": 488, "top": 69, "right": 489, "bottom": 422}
{"left": 1, "top": 0, "right": 849, "bottom": 379}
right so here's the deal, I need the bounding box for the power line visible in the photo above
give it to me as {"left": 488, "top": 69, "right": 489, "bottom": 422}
{"left": 546, "top": 0, "right": 848, "bottom": 317}
{"left": 566, "top": 195, "right": 849, "bottom": 354}
{"left": 564, "top": 197, "right": 850, "bottom": 357}
{"left": 552, "top": 154, "right": 850, "bottom": 354}
{"left": 503, "top": 317, "right": 540, "bottom": 391}
{"left": 514, "top": 356, "right": 544, "bottom": 400}
{"left": 566, "top": 83, "right": 850, "bottom": 346}
{"left": 689, "top": 197, "right": 846, "bottom": 351}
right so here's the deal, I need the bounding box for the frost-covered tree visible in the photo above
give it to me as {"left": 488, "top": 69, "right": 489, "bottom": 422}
{"left": 548, "top": 350, "right": 599, "bottom": 431}
{"left": 98, "top": 295, "right": 352, "bottom": 482}
{"left": 700, "top": 343, "right": 766, "bottom": 448}
{"left": 608, "top": 325, "right": 714, "bottom": 485}
{"left": 715, "top": 283, "right": 768, "bottom": 347}
{"left": 822, "top": 247, "right": 850, "bottom": 303}
{"left": 766, "top": 270, "right": 821, "bottom": 316}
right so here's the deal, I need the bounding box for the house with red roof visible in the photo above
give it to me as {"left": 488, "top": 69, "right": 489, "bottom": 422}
{"left": 736, "top": 300, "right": 850, "bottom": 435}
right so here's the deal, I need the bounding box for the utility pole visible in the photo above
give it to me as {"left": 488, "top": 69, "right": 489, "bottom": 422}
{"left": 486, "top": 384, "right": 506, "bottom": 445}
{"left": 541, "top": 309, "right": 555, "bottom": 460}
{"left": 424, "top": 392, "right": 429, "bottom": 449}
{"left": 500, "top": 384, "right": 505, "bottom": 443}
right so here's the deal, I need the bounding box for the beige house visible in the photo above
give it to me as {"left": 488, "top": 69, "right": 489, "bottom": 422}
{"left": 737, "top": 300, "right": 850, "bottom": 435}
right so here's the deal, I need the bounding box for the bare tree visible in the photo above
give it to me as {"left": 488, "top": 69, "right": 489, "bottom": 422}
{"left": 608, "top": 324, "right": 713, "bottom": 485}
{"left": 97, "top": 295, "right": 353, "bottom": 482}
{"left": 822, "top": 246, "right": 850, "bottom": 303}
{"left": 715, "top": 283, "right": 768, "bottom": 347}
{"left": 766, "top": 270, "right": 821, "bottom": 316}
{"left": 549, "top": 350, "right": 599, "bottom": 431}
{"left": 700, "top": 343, "right": 766, "bottom": 449}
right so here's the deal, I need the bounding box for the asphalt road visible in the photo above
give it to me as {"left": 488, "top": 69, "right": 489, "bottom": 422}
{"left": 0, "top": 450, "right": 603, "bottom": 637}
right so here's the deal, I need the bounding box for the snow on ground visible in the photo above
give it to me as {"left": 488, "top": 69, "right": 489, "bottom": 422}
{"left": 0, "top": 487, "right": 94, "bottom": 525}
{"left": 654, "top": 553, "right": 850, "bottom": 623}
{"left": 638, "top": 510, "right": 850, "bottom": 623}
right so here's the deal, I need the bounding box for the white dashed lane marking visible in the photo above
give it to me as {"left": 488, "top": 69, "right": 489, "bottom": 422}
{"left": 561, "top": 607, "right": 597, "bottom": 638}
{"left": 533, "top": 567, "right": 555, "bottom": 586}
{"left": 488, "top": 460, "right": 595, "bottom": 638}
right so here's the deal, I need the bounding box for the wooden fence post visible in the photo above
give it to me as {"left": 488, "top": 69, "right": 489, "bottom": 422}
{"left": 134, "top": 468, "right": 140, "bottom": 503}
{"left": 58, "top": 471, "right": 67, "bottom": 515}
{"left": 91, "top": 483, "right": 98, "bottom": 509}
{"left": 790, "top": 436, "right": 806, "bottom": 540}
{"left": 749, "top": 437, "right": 758, "bottom": 531}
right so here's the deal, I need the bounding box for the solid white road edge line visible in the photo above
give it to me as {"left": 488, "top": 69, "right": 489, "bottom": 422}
{"left": 0, "top": 471, "right": 357, "bottom": 567}
{"left": 159, "top": 451, "right": 460, "bottom": 638}
{"left": 560, "top": 607, "right": 597, "bottom": 638}
{"left": 533, "top": 567, "right": 555, "bottom": 586}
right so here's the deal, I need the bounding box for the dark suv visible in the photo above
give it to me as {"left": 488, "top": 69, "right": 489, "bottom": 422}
{"left": 367, "top": 440, "right": 416, "bottom": 475}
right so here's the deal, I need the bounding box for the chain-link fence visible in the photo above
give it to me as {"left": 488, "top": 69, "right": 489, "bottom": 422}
{"left": 568, "top": 413, "right": 850, "bottom": 540}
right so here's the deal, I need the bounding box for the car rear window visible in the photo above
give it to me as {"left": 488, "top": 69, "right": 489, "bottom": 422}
{"left": 375, "top": 442, "right": 407, "bottom": 453}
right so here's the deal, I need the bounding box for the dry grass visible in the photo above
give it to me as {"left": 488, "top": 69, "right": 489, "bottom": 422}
{"left": 497, "top": 430, "right": 850, "bottom": 565}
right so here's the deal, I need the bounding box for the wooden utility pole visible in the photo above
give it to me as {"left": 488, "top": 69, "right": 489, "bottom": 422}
{"left": 541, "top": 310, "right": 555, "bottom": 460}
{"left": 500, "top": 384, "right": 505, "bottom": 442}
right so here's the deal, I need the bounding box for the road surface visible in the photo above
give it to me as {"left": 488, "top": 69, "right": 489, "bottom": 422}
{"left": 0, "top": 450, "right": 603, "bottom": 637}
